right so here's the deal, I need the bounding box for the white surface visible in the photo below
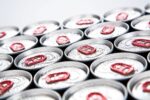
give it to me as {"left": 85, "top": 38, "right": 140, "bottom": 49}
{"left": 0, "top": 0, "right": 148, "bottom": 29}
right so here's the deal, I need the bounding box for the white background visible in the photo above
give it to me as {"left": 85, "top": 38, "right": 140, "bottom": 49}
{"left": 0, "top": 0, "right": 148, "bottom": 29}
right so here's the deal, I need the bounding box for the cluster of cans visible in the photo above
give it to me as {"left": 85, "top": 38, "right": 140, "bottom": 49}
{"left": 0, "top": 3, "right": 150, "bottom": 100}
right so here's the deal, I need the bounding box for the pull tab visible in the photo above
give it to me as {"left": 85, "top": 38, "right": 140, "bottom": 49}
{"left": 77, "top": 45, "right": 96, "bottom": 55}
{"left": 101, "top": 25, "right": 115, "bottom": 35}
{"left": 33, "top": 26, "right": 47, "bottom": 36}
{"left": 45, "top": 72, "right": 70, "bottom": 84}
{"left": 10, "top": 42, "right": 25, "bottom": 52}
{"left": 143, "top": 81, "right": 150, "bottom": 92}
{"left": 76, "top": 19, "right": 94, "bottom": 25}
{"left": 0, "top": 80, "right": 14, "bottom": 95}
{"left": 0, "top": 32, "right": 6, "bottom": 38}
{"left": 111, "top": 63, "right": 134, "bottom": 75}
{"left": 56, "top": 36, "right": 70, "bottom": 45}
{"left": 116, "top": 12, "right": 128, "bottom": 21}
{"left": 132, "top": 39, "right": 150, "bottom": 48}
{"left": 25, "top": 54, "right": 47, "bottom": 66}
{"left": 87, "top": 92, "right": 107, "bottom": 100}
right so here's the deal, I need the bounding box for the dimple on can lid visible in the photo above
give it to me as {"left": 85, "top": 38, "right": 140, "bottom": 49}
{"left": 104, "top": 7, "right": 144, "bottom": 22}
{"left": 64, "top": 38, "right": 113, "bottom": 62}
{"left": 90, "top": 52, "right": 147, "bottom": 81}
{"left": 145, "top": 3, "right": 150, "bottom": 14}
{"left": 0, "top": 70, "right": 32, "bottom": 99}
{"left": 131, "top": 15, "right": 150, "bottom": 31}
{"left": 84, "top": 21, "right": 129, "bottom": 40}
{"left": 0, "top": 54, "right": 13, "bottom": 72}
{"left": 127, "top": 71, "right": 150, "bottom": 100}
{"left": 34, "top": 61, "right": 89, "bottom": 90}
{"left": 0, "top": 35, "right": 38, "bottom": 55}
{"left": 22, "top": 20, "right": 60, "bottom": 37}
{"left": 114, "top": 30, "right": 150, "bottom": 53}
{"left": 0, "top": 26, "right": 20, "bottom": 40}
{"left": 7, "top": 88, "right": 61, "bottom": 100}
{"left": 62, "top": 79, "right": 128, "bottom": 100}
{"left": 63, "top": 14, "right": 101, "bottom": 30}
{"left": 40, "top": 29, "right": 84, "bottom": 48}
{"left": 14, "top": 47, "right": 63, "bottom": 71}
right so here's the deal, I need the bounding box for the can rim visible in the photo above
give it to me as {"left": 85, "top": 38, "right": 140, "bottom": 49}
{"left": 64, "top": 38, "right": 114, "bottom": 62}
{"left": 22, "top": 20, "right": 61, "bottom": 37}
{"left": 145, "top": 3, "right": 150, "bottom": 13}
{"left": 84, "top": 21, "right": 129, "bottom": 40}
{"left": 7, "top": 88, "right": 61, "bottom": 100}
{"left": 131, "top": 15, "right": 150, "bottom": 31}
{"left": 40, "top": 29, "right": 84, "bottom": 48}
{"left": 34, "top": 61, "right": 89, "bottom": 90}
{"left": 62, "top": 79, "right": 128, "bottom": 100}
{"left": 63, "top": 14, "right": 101, "bottom": 29}
{"left": 90, "top": 52, "right": 147, "bottom": 81}
{"left": 114, "top": 30, "right": 150, "bottom": 53}
{"left": 14, "top": 47, "right": 63, "bottom": 71}
{"left": 103, "top": 7, "right": 144, "bottom": 22}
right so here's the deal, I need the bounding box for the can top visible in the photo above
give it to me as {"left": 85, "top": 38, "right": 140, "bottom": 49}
{"left": 90, "top": 52, "right": 147, "bottom": 80}
{"left": 64, "top": 39, "right": 113, "bottom": 62}
{"left": 0, "top": 54, "right": 13, "bottom": 72}
{"left": 63, "top": 14, "right": 101, "bottom": 29}
{"left": 104, "top": 7, "right": 144, "bottom": 22}
{"left": 145, "top": 3, "right": 150, "bottom": 14}
{"left": 131, "top": 15, "right": 150, "bottom": 31}
{"left": 85, "top": 21, "right": 129, "bottom": 40}
{"left": 63, "top": 79, "right": 128, "bottom": 100}
{"left": 114, "top": 30, "right": 150, "bottom": 53}
{"left": 7, "top": 88, "right": 61, "bottom": 100}
{"left": 0, "top": 26, "right": 20, "bottom": 40}
{"left": 40, "top": 29, "right": 84, "bottom": 48}
{"left": 22, "top": 20, "right": 60, "bottom": 37}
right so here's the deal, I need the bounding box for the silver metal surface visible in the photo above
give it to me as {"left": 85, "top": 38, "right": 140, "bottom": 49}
{"left": 84, "top": 21, "right": 129, "bottom": 39}
{"left": 90, "top": 52, "right": 147, "bottom": 81}
{"left": 40, "top": 29, "right": 84, "bottom": 48}
{"left": 145, "top": 3, "right": 150, "bottom": 14}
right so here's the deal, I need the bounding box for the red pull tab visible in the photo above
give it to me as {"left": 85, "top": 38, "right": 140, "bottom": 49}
{"left": 76, "top": 19, "right": 94, "bottom": 25}
{"left": 33, "top": 26, "right": 47, "bottom": 36}
{"left": 87, "top": 92, "right": 107, "bottom": 100}
{"left": 116, "top": 12, "right": 128, "bottom": 21}
{"left": 0, "top": 32, "right": 6, "bottom": 38}
{"left": 111, "top": 63, "right": 134, "bottom": 75}
{"left": 56, "top": 36, "right": 70, "bottom": 45}
{"left": 10, "top": 42, "right": 25, "bottom": 52}
{"left": 45, "top": 72, "right": 70, "bottom": 84}
{"left": 77, "top": 45, "right": 96, "bottom": 55}
{"left": 0, "top": 80, "right": 14, "bottom": 96}
{"left": 25, "top": 54, "right": 47, "bottom": 66}
{"left": 143, "top": 81, "right": 150, "bottom": 92}
{"left": 132, "top": 39, "right": 150, "bottom": 48}
{"left": 101, "top": 25, "right": 115, "bottom": 35}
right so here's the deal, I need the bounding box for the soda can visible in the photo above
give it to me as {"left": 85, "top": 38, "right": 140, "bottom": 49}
{"left": 62, "top": 79, "right": 128, "bottom": 100}
{"left": 64, "top": 39, "right": 113, "bottom": 62}
{"left": 40, "top": 29, "right": 84, "bottom": 48}
{"left": 63, "top": 14, "right": 101, "bottom": 30}
{"left": 127, "top": 71, "right": 150, "bottom": 100}
{"left": 90, "top": 52, "right": 147, "bottom": 81}
{"left": 34, "top": 61, "right": 89, "bottom": 90}
{"left": 0, "top": 26, "right": 20, "bottom": 41}
{"left": 14, "top": 47, "right": 63, "bottom": 71}
{"left": 0, "top": 35, "right": 38, "bottom": 55}
{"left": 104, "top": 7, "right": 144, "bottom": 22}
{"left": 0, "top": 54, "right": 13, "bottom": 72}
{"left": 114, "top": 30, "right": 150, "bottom": 53}
{"left": 0, "top": 70, "right": 32, "bottom": 99}
{"left": 131, "top": 15, "right": 150, "bottom": 31}
{"left": 145, "top": 3, "right": 150, "bottom": 14}
{"left": 84, "top": 21, "right": 129, "bottom": 40}
{"left": 7, "top": 88, "right": 61, "bottom": 100}
{"left": 22, "top": 20, "right": 60, "bottom": 37}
